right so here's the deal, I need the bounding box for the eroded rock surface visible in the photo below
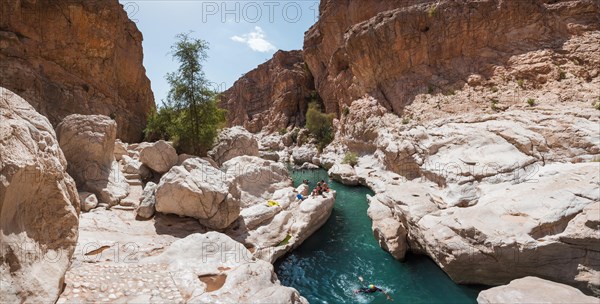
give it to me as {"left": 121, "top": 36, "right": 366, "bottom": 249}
{"left": 209, "top": 126, "right": 259, "bottom": 166}
{"left": 304, "top": 0, "right": 600, "bottom": 115}
{"left": 56, "top": 114, "right": 129, "bottom": 206}
{"left": 0, "top": 0, "right": 155, "bottom": 142}
{"left": 147, "top": 233, "right": 308, "bottom": 303}
{"left": 139, "top": 140, "right": 178, "bottom": 174}
{"left": 325, "top": 96, "right": 600, "bottom": 295}
{"left": 219, "top": 50, "right": 314, "bottom": 133}
{"left": 0, "top": 87, "right": 79, "bottom": 303}
{"left": 222, "top": 156, "right": 336, "bottom": 262}
{"left": 477, "top": 277, "right": 599, "bottom": 304}
{"left": 155, "top": 158, "right": 240, "bottom": 229}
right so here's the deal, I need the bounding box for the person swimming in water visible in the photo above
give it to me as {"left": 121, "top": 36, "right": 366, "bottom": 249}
{"left": 355, "top": 277, "right": 393, "bottom": 301}
{"left": 355, "top": 284, "right": 383, "bottom": 294}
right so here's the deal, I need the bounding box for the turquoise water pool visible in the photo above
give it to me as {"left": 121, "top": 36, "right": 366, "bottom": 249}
{"left": 275, "top": 169, "right": 481, "bottom": 304}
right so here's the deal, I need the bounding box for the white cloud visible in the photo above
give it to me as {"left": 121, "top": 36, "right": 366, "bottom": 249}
{"left": 231, "top": 26, "right": 277, "bottom": 53}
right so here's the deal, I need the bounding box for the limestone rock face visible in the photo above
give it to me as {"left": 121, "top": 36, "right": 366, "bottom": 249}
{"left": 0, "top": 0, "right": 155, "bottom": 142}
{"left": 155, "top": 158, "right": 240, "bottom": 229}
{"left": 222, "top": 157, "right": 336, "bottom": 262}
{"left": 328, "top": 96, "right": 600, "bottom": 295}
{"left": 56, "top": 114, "right": 128, "bottom": 205}
{"left": 223, "top": 156, "right": 292, "bottom": 208}
{"left": 367, "top": 196, "right": 407, "bottom": 261}
{"left": 139, "top": 140, "right": 178, "bottom": 174}
{"left": 114, "top": 139, "right": 128, "bottom": 161}
{"left": 122, "top": 155, "right": 151, "bottom": 180}
{"left": 291, "top": 145, "right": 318, "bottom": 165}
{"left": 147, "top": 232, "right": 308, "bottom": 303}
{"left": 0, "top": 88, "right": 79, "bottom": 303}
{"left": 136, "top": 182, "right": 157, "bottom": 219}
{"left": 209, "top": 126, "right": 259, "bottom": 166}
{"left": 477, "top": 277, "right": 599, "bottom": 304}
{"left": 304, "top": 0, "right": 600, "bottom": 114}
{"left": 328, "top": 164, "right": 360, "bottom": 186}
{"left": 219, "top": 50, "right": 314, "bottom": 133}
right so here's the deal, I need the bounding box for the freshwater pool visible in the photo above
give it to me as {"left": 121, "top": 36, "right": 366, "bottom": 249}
{"left": 275, "top": 169, "right": 481, "bottom": 304}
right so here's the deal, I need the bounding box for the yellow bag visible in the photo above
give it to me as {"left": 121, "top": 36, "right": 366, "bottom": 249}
{"left": 267, "top": 200, "right": 280, "bottom": 207}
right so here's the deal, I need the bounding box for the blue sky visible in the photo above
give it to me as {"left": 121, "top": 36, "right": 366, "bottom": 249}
{"left": 119, "top": 0, "right": 319, "bottom": 105}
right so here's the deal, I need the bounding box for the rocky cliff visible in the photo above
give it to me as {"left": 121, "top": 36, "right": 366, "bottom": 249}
{"left": 0, "top": 0, "right": 155, "bottom": 142}
{"left": 219, "top": 50, "right": 314, "bottom": 133}
{"left": 304, "top": 0, "right": 600, "bottom": 115}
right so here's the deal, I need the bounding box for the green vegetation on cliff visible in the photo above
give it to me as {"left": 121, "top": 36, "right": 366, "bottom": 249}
{"left": 305, "top": 101, "right": 335, "bottom": 151}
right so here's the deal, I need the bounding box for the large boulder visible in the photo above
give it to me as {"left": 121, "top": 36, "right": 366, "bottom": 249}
{"left": 78, "top": 192, "right": 98, "bottom": 212}
{"left": 121, "top": 155, "right": 151, "bottom": 180}
{"left": 328, "top": 163, "right": 360, "bottom": 186}
{"left": 155, "top": 158, "right": 240, "bottom": 229}
{"left": 56, "top": 114, "right": 128, "bottom": 205}
{"left": 0, "top": 88, "right": 79, "bottom": 303}
{"left": 139, "top": 140, "right": 178, "bottom": 174}
{"left": 291, "top": 145, "right": 318, "bottom": 165}
{"left": 0, "top": 0, "right": 155, "bottom": 142}
{"left": 113, "top": 139, "right": 128, "bottom": 161}
{"left": 477, "top": 277, "right": 599, "bottom": 304}
{"left": 367, "top": 196, "right": 407, "bottom": 261}
{"left": 223, "top": 156, "right": 292, "bottom": 207}
{"left": 136, "top": 182, "right": 157, "bottom": 219}
{"left": 146, "top": 232, "right": 307, "bottom": 303}
{"left": 222, "top": 156, "right": 336, "bottom": 262}
{"left": 209, "top": 126, "right": 259, "bottom": 166}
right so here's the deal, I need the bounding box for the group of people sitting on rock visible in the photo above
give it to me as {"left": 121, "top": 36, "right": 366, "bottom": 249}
{"left": 311, "top": 180, "right": 330, "bottom": 197}
{"left": 296, "top": 179, "right": 331, "bottom": 201}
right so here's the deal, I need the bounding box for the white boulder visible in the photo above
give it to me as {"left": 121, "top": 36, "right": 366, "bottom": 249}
{"left": 477, "top": 277, "right": 598, "bottom": 304}
{"left": 139, "top": 140, "right": 178, "bottom": 174}
{"left": 56, "top": 114, "right": 129, "bottom": 206}
{"left": 79, "top": 192, "right": 98, "bottom": 212}
{"left": 0, "top": 88, "right": 79, "bottom": 303}
{"left": 209, "top": 126, "right": 259, "bottom": 166}
{"left": 155, "top": 158, "right": 240, "bottom": 229}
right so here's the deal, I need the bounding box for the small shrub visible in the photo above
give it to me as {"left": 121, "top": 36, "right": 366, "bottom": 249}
{"left": 595, "top": 102, "right": 600, "bottom": 111}
{"left": 305, "top": 102, "right": 335, "bottom": 151}
{"left": 290, "top": 128, "right": 300, "bottom": 144}
{"left": 279, "top": 128, "right": 288, "bottom": 135}
{"left": 444, "top": 90, "right": 455, "bottom": 96}
{"left": 402, "top": 117, "right": 410, "bottom": 125}
{"left": 559, "top": 70, "right": 566, "bottom": 80}
{"left": 427, "top": 85, "right": 434, "bottom": 94}
{"left": 342, "top": 106, "right": 350, "bottom": 116}
{"left": 490, "top": 98, "right": 498, "bottom": 111}
{"left": 491, "top": 87, "right": 499, "bottom": 93}
{"left": 342, "top": 152, "right": 359, "bottom": 167}
{"left": 527, "top": 98, "right": 536, "bottom": 107}
{"left": 428, "top": 5, "right": 437, "bottom": 17}
{"left": 517, "top": 79, "right": 525, "bottom": 88}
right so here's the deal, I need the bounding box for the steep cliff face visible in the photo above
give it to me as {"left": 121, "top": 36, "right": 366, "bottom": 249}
{"left": 0, "top": 0, "right": 155, "bottom": 142}
{"left": 219, "top": 50, "right": 314, "bottom": 133}
{"left": 304, "top": 0, "right": 600, "bottom": 115}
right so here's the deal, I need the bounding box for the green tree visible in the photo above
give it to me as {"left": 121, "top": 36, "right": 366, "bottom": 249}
{"left": 145, "top": 33, "right": 226, "bottom": 155}
{"left": 305, "top": 101, "right": 335, "bottom": 151}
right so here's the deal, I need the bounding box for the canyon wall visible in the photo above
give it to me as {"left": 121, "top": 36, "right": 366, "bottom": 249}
{"left": 304, "top": 0, "right": 600, "bottom": 115}
{"left": 0, "top": 0, "right": 155, "bottom": 142}
{"left": 219, "top": 50, "right": 314, "bottom": 133}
